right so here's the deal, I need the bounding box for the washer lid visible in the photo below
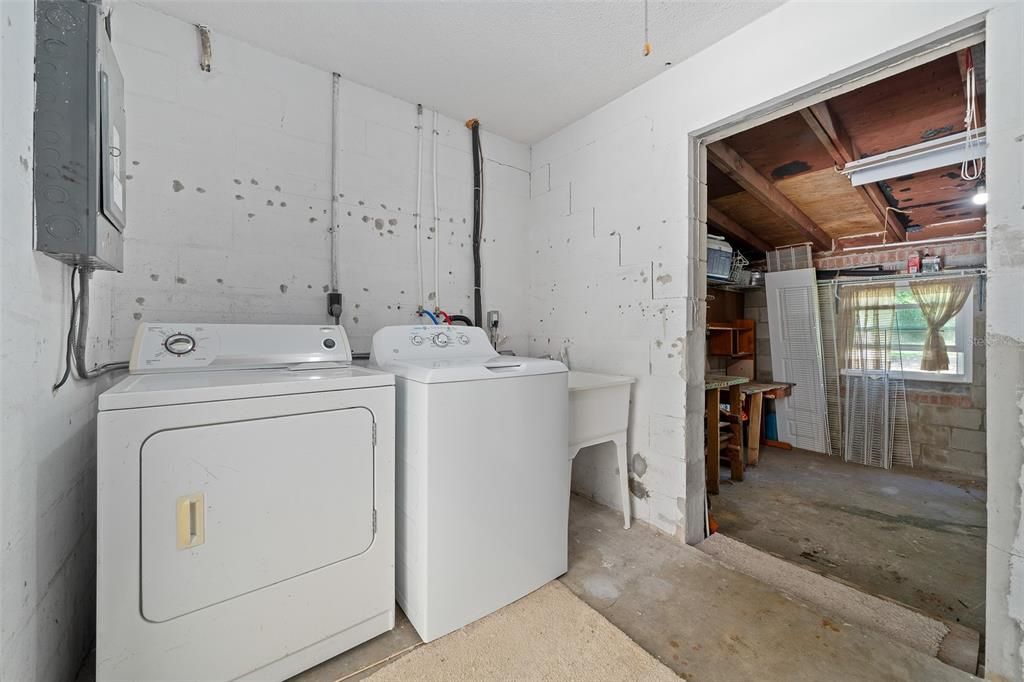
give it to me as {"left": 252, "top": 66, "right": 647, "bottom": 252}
{"left": 376, "top": 356, "right": 566, "bottom": 384}
{"left": 99, "top": 365, "right": 394, "bottom": 410}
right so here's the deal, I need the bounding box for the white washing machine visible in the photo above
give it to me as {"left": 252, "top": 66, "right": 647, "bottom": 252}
{"left": 96, "top": 323, "right": 395, "bottom": 681}
{"left": 370, "top": 325, "right": 568, "bottom": 642}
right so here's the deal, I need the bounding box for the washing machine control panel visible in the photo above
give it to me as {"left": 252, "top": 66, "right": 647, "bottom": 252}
{"left": 371, "top": 325, "right": 495, "bottom": 362}
{"left": 129, "top": 323, "right": 353, "bottom": 373}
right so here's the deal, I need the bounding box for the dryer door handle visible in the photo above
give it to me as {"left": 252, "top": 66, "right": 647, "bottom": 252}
{"left": 176, "top": 493, "right": 206, "bottom": 550}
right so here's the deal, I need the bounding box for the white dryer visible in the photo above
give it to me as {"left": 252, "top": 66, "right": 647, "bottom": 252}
{"left": 97, "top": 323, "right": 395, "bottom": 681}
{"left": 370, "top": 325, "right": 568, "bottom": 642}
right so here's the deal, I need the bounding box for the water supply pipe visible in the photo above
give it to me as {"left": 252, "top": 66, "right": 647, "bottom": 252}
{"left": 415, "top": 104, "right": 425, "bottom": 313}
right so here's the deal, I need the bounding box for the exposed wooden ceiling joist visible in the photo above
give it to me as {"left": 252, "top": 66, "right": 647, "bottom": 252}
{"left": 826, "top": 55, "right": 968, "bottom": 156}
{"left": 800, "top": 102, "right": 907, "bottom": 244}
{"left": 707, "top": 205, "right": 773, "bottom": 253}
{"left": 707, "top": 141, "right": 833, "bottom": 252}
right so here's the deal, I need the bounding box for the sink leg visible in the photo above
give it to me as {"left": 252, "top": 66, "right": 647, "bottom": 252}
{"left": 615, "top": 435, "right": 631, "bottom": 529}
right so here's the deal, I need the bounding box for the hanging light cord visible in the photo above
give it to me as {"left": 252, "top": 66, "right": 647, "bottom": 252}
{"left": 961, "top": 49, "right": 983, "bottom": 181}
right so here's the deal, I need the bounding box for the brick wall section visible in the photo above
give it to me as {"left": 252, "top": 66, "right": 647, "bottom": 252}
{"left": 814, "top": 238, "right": 986, "bottom": 272}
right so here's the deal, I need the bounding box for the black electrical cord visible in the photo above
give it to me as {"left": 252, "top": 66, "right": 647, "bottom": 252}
{"left": 52, "top": 266, "right": 80, "bottom": 392}
{"left": 468, "top": 119, "right": 484, "bottom": 328}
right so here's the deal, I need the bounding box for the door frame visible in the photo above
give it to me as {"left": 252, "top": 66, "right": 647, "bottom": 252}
{"left": 682, "top": 14, "right": 986, "bottom": 544}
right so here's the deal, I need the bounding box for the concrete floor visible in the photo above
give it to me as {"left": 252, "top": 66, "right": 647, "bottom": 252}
{"left": 712, "top": 447, "right": 987, "bottom": 634}
{"left": 562, "top": 495, "right": 971, "bottom": 681}
{"left": 288, "top": 494, "right": 973, "bottom": 681}
{"left": 79, "top": 487, "right": 979, "bottom": 681}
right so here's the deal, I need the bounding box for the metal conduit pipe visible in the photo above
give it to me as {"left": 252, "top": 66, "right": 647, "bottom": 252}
{"left": 74, "top": 268, "right": 128, "bottom": 378}
{"left": 328, "top": 72, "right": 342, "bottom": 323}
{"left": 415, "top": 104, "right": 425, "bottom": 313}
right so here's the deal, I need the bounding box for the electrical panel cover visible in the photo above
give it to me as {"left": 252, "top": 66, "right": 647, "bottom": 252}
{"left": 34, "top": 0, "right": 125, "bottom": 271}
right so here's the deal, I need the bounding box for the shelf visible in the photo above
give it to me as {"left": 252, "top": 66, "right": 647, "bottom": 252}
{"left": 706, "top": 319, "right": 756, "bottom": 379}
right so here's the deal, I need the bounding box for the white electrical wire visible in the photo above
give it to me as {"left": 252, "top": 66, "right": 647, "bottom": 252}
{"left": 432, "top": 109, "right": 440, "bottom": 313}
{"left": 414, "top": 104, "right": 424, "bottom": 312}
{"left": 961, "top": 59, "right": 984, "bottom": 181}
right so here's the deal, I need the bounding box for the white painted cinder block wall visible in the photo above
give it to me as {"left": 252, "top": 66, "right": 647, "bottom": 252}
{"left": 529, "top": 3, "right": 1023, "bottom": 678}
{"left": 111, "top": 2, "right": 530, "bottom": 358}
{"left": 2, "top": 3, "right": 529, "bottom": 680}
{"left": 1, "top": 3, "right": 118, "bottom": 680}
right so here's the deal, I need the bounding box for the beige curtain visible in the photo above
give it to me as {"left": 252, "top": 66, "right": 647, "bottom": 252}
{"left": 908, "top": 276, "right": 974, "bottom": 371}
{"left": 837, "top": 282, "right": 895, "bottom": 370}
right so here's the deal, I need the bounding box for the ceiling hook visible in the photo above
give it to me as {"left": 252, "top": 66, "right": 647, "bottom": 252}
{"left": 196, "top": 24, "right": 212, "bottom": 73}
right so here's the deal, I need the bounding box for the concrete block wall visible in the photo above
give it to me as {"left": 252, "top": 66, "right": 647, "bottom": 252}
{"left": 1, "top": 4, "right": 118, "bottom": 680}
{"left": 2, "top": 4, "right": 529, "bottom": 681}
{"left": 981, "top": 3, "right": 1024, "bottom": 676}
{"left": 108, "top": 2, "right": 333, "bottom": 358}
{"left": 529, "top": 110, "right": 692, "bottom": 535}
{"left": 332, "top": 81, "right": 530, "bottom": 353}
{"left": 526, "top": 3, "right": 1021, "bottom": 671}
{"left": 110, "top": 2, "right": 530, "bottom": 358}
{"left": 528, "top": 1, "right": 1006, "bottom": 541}
{"left": 742, "top": 288, "right": 773, "bottom": 382}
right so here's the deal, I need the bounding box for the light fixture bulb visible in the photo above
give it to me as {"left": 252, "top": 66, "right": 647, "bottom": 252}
{"left": 973, "top": 183, "right": 988, "bottom": 205}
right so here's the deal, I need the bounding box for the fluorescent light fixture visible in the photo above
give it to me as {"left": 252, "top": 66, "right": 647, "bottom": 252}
{"left": 840, "top": 128, "right": 986, "bottom": 187}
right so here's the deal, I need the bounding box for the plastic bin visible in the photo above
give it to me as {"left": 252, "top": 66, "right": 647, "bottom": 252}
{"left": 707, "top": 237, "right": 733, "bottom": 279}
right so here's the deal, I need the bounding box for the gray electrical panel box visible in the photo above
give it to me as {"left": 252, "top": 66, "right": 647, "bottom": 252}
{"left": 34, "top": 0, "right": 125, "bottom": 272}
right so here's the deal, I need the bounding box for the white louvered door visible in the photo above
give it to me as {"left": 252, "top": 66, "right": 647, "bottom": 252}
{"left": 766, "top": 269, "right": 830, "bottom": 453}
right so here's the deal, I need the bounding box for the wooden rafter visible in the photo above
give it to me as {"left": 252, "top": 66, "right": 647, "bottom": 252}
{"left": 707, "top": 205, "right": 772, "bottom": 253}
{"left": 707, "top": 141, "right": 832, "bottom": 251}
{"left": 799, "top": 102, "right": 906, "bottom": 243}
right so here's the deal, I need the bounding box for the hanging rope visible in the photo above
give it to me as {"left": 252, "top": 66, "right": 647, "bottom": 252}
{"left": 961, "top": 49, "right": 983, "bottom": 181}
{"left": 642, "top": 0, "right": 651, "bottom": 56}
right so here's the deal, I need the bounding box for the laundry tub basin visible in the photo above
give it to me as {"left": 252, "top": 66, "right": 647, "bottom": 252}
{"left": 568, "top": 371, "right": 635, "bottom": 528}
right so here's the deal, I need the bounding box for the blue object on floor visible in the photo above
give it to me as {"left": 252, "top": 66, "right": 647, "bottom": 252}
{"left": 766, "top": 412, "right": 778, "bottom": 441}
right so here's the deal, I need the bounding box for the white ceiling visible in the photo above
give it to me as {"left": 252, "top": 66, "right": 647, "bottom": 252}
{"left": 134, "top": 1, "right": 782, "bottom": 143}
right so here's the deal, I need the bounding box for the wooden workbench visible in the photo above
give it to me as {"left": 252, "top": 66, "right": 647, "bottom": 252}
{"left": 739, "top": 381, "right": 794, "bottom": 466}
{"left": 705, "top": 374, "right": 749, "bottom": 495}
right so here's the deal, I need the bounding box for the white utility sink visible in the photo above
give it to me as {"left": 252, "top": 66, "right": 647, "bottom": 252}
{"left": 568, "top": 371, "right": 635, "bottom": 529}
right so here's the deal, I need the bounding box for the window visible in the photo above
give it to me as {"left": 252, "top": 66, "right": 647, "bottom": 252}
{"left": 846, "top": 282, "right": 974, "bottom": 383}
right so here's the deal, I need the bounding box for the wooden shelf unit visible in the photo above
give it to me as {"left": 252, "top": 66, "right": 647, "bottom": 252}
{"left": 707, "top": 319, "right": 756, "bottom": 379}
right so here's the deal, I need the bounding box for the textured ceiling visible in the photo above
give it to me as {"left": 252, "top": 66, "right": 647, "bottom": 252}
{"left": 130, "top": 0, "right": 782, "bottom": 143}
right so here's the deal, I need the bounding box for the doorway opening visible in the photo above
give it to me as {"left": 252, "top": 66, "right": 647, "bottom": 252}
{"left": 687, "top": 24, "right": 989, "bottom": 674}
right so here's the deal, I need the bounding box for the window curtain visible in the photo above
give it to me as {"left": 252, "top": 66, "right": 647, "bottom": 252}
{"left": 837, "top": 282, "right": 896, "bottom": 370}
{"left": 908, "top": 276, "right": 974, "bottom": 371}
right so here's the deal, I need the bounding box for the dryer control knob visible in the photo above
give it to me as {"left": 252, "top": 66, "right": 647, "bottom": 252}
{"left": 164, "top": 333, "right": 196, "bottom": 356}
{"left": 433, "top": 332, "right": 450, "bottom": 347}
